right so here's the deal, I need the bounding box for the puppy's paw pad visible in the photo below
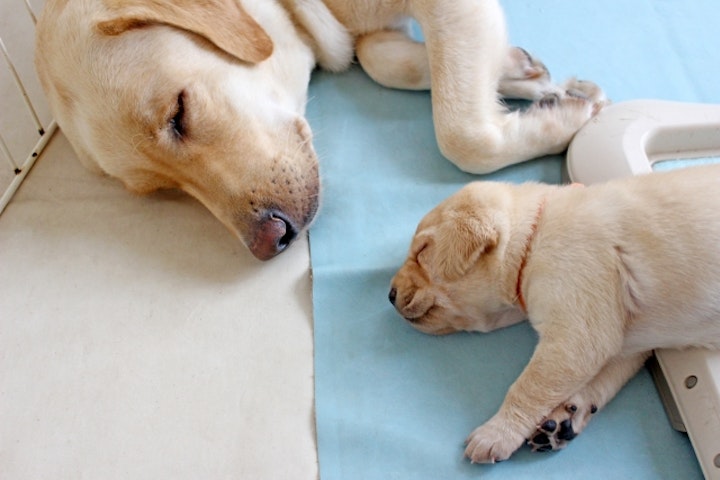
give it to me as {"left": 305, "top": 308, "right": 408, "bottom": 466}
{"left": 527, "top": 402, "right": 598, "bottom": 453}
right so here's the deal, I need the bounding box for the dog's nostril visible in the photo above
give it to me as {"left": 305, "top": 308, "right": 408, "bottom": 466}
{"left": 272, "top": 213, "right": 298, "bottom": 250}
{"left": 388, "top": 287, "right": 397, "bottom": 305}
{"left": 248, "top": 210, "right": 300, "bottom": 261}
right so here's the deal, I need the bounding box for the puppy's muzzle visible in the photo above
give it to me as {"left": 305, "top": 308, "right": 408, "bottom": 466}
{"left": 388, "top": 285, "right": 435, "bottom": 322}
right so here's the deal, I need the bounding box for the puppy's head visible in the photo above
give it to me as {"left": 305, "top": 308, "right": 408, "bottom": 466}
{"left": 389, "top": 183, "right": 523, "bottom": 335}
{"left": 36, "top": 0, "right": 318, "bottom": 260}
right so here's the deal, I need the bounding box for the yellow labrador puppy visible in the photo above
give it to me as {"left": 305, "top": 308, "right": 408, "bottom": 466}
{"left": 36, "top": 0, "right": 606, "bottom": 260}
{"left": 389, "top": 164, "right": 720, "bottom": 463}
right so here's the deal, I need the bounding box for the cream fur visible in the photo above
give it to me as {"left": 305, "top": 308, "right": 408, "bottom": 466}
{"left": 36, "top": 0, "right": 606, "bottom": 260}
{"left": 390, "top": 164, "right": 720, "bottom": 463}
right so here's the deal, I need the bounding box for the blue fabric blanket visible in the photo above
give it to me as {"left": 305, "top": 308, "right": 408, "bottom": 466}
{"left": 308, "top": 1, "right": 719, "bottom": 478}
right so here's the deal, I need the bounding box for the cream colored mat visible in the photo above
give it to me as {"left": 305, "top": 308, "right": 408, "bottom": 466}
{"left": 0, "top": 132, "right": 317, "bottom": 479}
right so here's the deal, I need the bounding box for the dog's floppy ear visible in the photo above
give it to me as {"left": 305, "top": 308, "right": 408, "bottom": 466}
{"left": 434, "top": 211, "right": 499, "bottom": 280}
{"left": 97, "top": 0, "right": 273, "bottom": 64}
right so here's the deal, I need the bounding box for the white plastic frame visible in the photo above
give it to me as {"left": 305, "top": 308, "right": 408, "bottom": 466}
{"left": 568, "top": 100, "right": 720, "bottom": 480}
{"left": 0, "top": 0, "right": 57, "bottom": 215}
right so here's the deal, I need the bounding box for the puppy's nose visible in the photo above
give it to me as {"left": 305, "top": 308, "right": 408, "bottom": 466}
{"left": 388, "top": 287, "right": 397, "bottom": 305}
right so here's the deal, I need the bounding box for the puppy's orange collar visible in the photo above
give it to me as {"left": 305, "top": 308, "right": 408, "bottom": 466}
{"left": 515, "top": 183, "right": 583, "bottom": 313}
{"left": 515, "top": 199, "right": 545, "bottom": 313}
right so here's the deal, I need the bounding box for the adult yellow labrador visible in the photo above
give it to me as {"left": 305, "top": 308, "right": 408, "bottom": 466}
{"left": 36, "top": 0, "right": 606, "bottom": 260}
{"left": 389, "top": 165, "right": 720, "bottom": 462}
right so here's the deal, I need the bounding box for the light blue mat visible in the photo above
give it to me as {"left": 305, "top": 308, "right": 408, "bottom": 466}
{"left": 308, "top": 1, "right": 719, "bottom": 478}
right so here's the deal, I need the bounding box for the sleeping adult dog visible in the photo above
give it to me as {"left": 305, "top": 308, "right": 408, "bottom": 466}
{"left": 35, "top": 0, "right": 606, "bottom": 260}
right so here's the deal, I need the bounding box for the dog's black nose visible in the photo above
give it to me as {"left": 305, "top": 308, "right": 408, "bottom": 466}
{"left": 388, "top": 287, "right": 397, "bottom": 305}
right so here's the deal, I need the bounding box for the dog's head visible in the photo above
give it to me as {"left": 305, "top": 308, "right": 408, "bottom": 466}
{"left": 389, "top": 183, "right": 525, "bottom": 335}
{"left": 36, "top": 0, "right": 320, "bottom": 260}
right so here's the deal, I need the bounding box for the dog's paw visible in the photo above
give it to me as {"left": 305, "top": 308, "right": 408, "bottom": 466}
{"left": 503, "top": 47, "right": 550, "bottom": 81}
{"left": 535, "top": 78, "right": 608, "bottom": 114}
{"left": 563, "top": 77, "right": 609, "bottom": 114}
{"left": 499, "top": 47, "right": 557, "bottom": 101}
{"left": 527, "top": 397, "right": 598, "bottom": 453}
{"left": 523, "top": 77, "right": 608, "bottom": 144}
{"left": 465, "top": 417, "right": 526, "bottom": 464}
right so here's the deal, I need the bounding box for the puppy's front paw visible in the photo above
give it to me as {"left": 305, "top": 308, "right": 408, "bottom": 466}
{"left": 464, "top": 417, "right": 526, "bottom": 464}
{"left": 527, "top": 398, "right": 598, "bottom": 453}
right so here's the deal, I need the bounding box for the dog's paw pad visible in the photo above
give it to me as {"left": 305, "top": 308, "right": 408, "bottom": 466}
{"left": 527, "top": 401, "right": 599, "bottom": 453}
{"left": 527, "top": 78, "right": 610, "bottom": 128}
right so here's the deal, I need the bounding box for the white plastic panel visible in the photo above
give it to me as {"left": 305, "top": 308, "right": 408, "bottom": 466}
{"left": 568, "top": 100, "right": 720, "bottom": 480}
{"left": 0, "top": 0, "right": 56, "bottom": 214}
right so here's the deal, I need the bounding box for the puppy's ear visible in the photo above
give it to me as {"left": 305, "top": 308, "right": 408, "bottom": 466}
{"left": 97, "top": 0, "right": 273, "bottom": 64}
{"left": 434, "top": 212, "right": 498, "bottom": 280}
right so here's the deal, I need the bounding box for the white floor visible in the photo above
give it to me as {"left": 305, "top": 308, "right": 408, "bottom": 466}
{"left": 2, "top": 2, "right": 318, "bottom": 476}
{"left": 0, "top": 132, "right": 319, "bottom": 480}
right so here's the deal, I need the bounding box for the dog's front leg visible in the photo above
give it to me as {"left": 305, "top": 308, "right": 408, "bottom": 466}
{"left": 464, "top": 331, "right": 624, "bottom": 463}
{"left": 408, "top": 0, "right": 606, "bottom": 173}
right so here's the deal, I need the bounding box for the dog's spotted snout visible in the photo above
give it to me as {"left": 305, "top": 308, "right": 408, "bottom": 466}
{"left": 388, "top": 287, "right": 397, "bottom": 305}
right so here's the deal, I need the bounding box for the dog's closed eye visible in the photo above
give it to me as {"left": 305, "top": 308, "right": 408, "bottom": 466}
{"left": 168, "top": 90, "right": 187, "bottom": 140}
